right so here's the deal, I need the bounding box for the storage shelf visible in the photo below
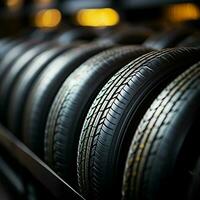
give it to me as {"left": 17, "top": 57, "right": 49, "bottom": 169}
{"left": 0, "top": 125, "right": 85, "bottom": 200}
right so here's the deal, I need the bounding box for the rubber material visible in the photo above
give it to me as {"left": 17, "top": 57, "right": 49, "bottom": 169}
{"left": 188, "top": 157, "right": 200, "bottom": 200}
{"left": 57, "top": 28, "right": 99, "bottom": 44}
{"left": 44, "top": 46, "right": 152, "bottom": 186}
{"left": 122, "top": 62, "right": 200, "bottom": 200}
{"left": 0, "top": 39, "right": 15, "bottom": 59}
{"left": 0, "top": 40, "right": 41, "bottom": 84}
{"left": 77, "top": 48, "right": 200, "bottom": 200}
{"left": 178, "top": 32, "right": 200, "bottom": 47}
{"left": 22, "top": 44, "right": 112, "bottom": 158}
{"left": 7, "top": 44, "right": 77, "bottom": 136}
{"left": 0, "top": 39, "right": 25, "bottom": 67}
{"left": 0, "top": 42, "right": 54, "bottom": 123}
{"left": 143, "top": 27, "right": 192, "bottom": 49}
{"left": 98, "top": 26, "right": 153, "bottom": 45}
{"left": 30, "top": 29, "right": 62, "bottom": 41}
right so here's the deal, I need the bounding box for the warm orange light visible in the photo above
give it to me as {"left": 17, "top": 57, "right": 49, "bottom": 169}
{"left": 34, "top": 0, "right": 53, "bottom": 5}
{"left": 6, "top": 0, "right": 23, "bottom": 9}
{"left": 76, "top": 8, "right": 120, "bottom": 27}
{"left": 34, "top": 9, "right": 62, "bottom": 28}
{"left": 165, "top": 3, "right": 200, "bottom": 22}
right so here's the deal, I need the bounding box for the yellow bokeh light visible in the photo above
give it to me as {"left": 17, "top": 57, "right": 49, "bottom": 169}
{"left": 34, "top": 9, "right": 62, "bottom": 28}
{"left": 165, "top": 3, "right": 200, "bottom": 22}
{"left": 34, "top": 0, "right": 53, "bottom": 5}
{"left": 6, "top": 0, "right": 23, "bottom": 9}
{"left": 76, "top": 8, "right": 120, "bottom": 27}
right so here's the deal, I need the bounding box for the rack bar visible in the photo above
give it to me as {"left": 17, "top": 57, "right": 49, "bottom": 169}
{"left": 0, "top": 125, "right": 85, "bottom": 200}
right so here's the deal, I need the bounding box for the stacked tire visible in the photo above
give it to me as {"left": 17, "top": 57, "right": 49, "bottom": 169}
{"left": 0, "top": 24, "right": 199, "bottom": 200}
{"left": 77, "top": 48, "right": 200, "bottom": 200}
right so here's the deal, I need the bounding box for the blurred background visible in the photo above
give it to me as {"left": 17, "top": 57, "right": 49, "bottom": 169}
{"left": 0, "top": 0, "right": 199, "bottom": 37}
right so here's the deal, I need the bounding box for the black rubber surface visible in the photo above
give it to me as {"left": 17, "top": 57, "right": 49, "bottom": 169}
{"left": 188, "top": 157, "right": 200, "bottom": 200}
{"left": 0, "top": 39, "right": 16, "bottom": 59}
{"left": 0, "top": 42, "right": 54, "bottom": 124}
{"left": 0, "top": 39, "right": 22, "bottom": 58}
{"left": 77, "top": 48, "right": 200, "bottom": 200}
{"left": 7, "top": 44, "right": 78, "bottom": 137}
{"left": 122, "top": 62, "right": 200, "bottom": 200}
{"left": 22, "top": 43, "right": 112, "bottom": 158}
{"left": 44, "top": 46, "right": 152, "bottom": 187}
{"left": 98, "top": 26, "right": 153, "bottom": 45}
{"left": 0, "top": 40, "right": 41, "bottom": 84}
{"left": 143, "top": 27, "right": 193, "bottom": 49}
{"left": 56, "top": 28, "right": 99, "bottom": 44}
{"left": 29, "top": 29, "right": 63, "bottom": 42}
{"left": 178, "top": 32, "right": 200, "bottom": 47}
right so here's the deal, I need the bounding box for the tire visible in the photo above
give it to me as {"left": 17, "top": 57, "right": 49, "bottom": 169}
{"left": 178, "top": 32, "right": 200, "bottom": 47}
{"left": 22, "top": 43, "right": 112, "bottom": 158}
{"left": 0, "top": 39, "right": 8, "bottom": 46}
{"left": 0, "top": 39, "right": 24, "bottom": 68}
{"left": 77, "top": 47, "right": 200, "bottom": 200}
{"left": 0, "top": 39, "right": 15, "bottom": 58}
{"left": 0, "top": 40, "right": 41, "bottom": 84}
{"left": 143, "top": 27, "right": 192, "bottom": 49}
{"left": 57, "top": 28, "right": 99, "bottom": 44}
{"left": 0, "top": 42, "right": 54, "bottom": 124}
{"left": 44, "top": 46, "right": 152, "bottom": 187}
{"left": 98, "top": 26, "right": 153, "bottom": 45}
{"left": 122, "top": 62, "right": 200, "bottom": 200}
{"left": 188, "top": 157, "right": 200, "bottom": 200}
{"left": 7, "top": 44, "right": 78, "bottom": 137}
{"left": 29, "top": 28, "right": 62, "bottom": 41}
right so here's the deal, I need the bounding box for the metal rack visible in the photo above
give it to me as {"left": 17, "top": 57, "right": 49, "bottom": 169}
{"left": 0, "top": 125, "right": 85, "bottom": 200}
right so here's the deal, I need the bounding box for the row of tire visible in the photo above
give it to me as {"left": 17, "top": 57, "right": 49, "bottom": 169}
{"left": 0, "top": 24, "right": 200, "bottom": 200}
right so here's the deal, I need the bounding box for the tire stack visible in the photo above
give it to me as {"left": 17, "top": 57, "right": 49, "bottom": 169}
{"left": 0, "top": 22, "right": 199, "bottom": 200}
